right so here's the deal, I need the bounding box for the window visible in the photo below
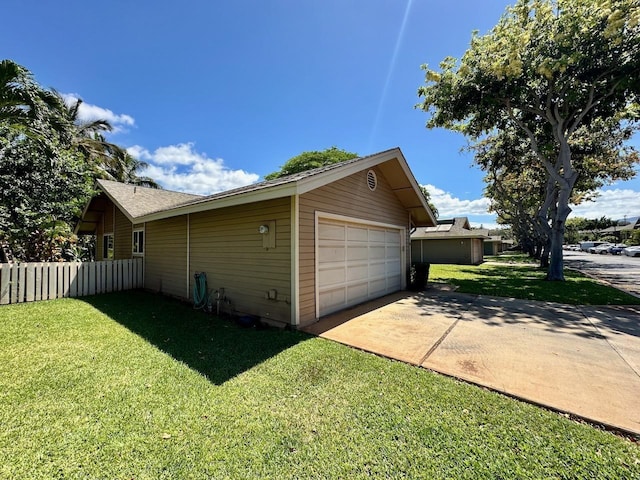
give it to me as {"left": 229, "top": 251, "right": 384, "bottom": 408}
{"left": 103, "top": 234, "right": 114, "bottom": 260}
{"left": 133, "top": 229, "right": 144, "bottom": 255}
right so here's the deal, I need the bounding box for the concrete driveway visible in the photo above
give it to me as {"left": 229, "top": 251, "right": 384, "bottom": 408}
{"left": 303, "top": 289, "right": 640, "bottom": 435}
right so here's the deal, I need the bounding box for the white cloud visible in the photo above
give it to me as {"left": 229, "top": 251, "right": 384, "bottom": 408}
{"left": 422, "top": 182, "right": 640, "bottom": 223}
{"left": 62, "top": 93, "right": 135, "bottom": 133}
{"left": 422, "top": 184, "right": 491, "bottom": 217}
{"left": 570, "top": 188, "right": 640, "bottom": 220}
{"left": 130, "top": 143, "right": 260, "bottom": 195}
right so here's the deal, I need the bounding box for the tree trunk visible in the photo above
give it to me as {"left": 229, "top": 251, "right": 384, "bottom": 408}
{"left": 546, "top": 180, "right": 574, "bottom": 281}
{"left": 539, "top": 239, "right": 550, "bottom": 268}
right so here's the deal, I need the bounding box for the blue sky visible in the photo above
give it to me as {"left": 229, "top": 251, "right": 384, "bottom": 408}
{"left": 3, "top": 0, "right": 639, "bottom": 227}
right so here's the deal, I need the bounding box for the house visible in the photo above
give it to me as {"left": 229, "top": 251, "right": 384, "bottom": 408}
{"left": 483, "top": 235, "right": 505, "bottom": 256}
{"left": 76, "top": 148, "right": 436, "bottom": 327}
{"left": 411, "top": 217, "right": 488, "bottom": 265}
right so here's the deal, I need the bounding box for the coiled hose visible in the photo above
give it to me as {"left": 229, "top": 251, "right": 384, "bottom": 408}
{"left": 193, "top": 272, "right": 208, "bottom": 309}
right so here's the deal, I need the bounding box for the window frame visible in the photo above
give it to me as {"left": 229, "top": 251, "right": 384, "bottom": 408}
{"left": 103, "top": 233, "right": 114, "bottom": 260}
{"left": 132, "top": 229, "right": 145, "bottom": 256}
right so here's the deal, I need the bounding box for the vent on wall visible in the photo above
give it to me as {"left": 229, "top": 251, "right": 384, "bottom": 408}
{"left": 367, "top": 170, "right": 377, "bottom": 191}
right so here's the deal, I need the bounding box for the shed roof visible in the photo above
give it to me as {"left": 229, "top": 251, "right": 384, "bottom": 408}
{"left": 411, "top": 217, "right": 489, "bottom": 240}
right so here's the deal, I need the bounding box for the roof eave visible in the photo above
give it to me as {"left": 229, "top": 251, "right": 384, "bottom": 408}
{"left": 137, "top": 182, "right": 299, "bottom": 223}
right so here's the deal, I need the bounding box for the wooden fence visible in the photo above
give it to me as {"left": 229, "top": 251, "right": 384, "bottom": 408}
{"left": 0, "top": 259, "right": 143, "bottom": 305}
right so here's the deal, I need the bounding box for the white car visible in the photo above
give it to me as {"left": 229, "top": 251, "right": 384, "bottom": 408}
{"left": 622, "top": 246, "right": 640, "bottom": 257}
{"left": 592, "top": 243, "right": 614, "bottom": 254}
{"left": 589, "top": 243, "right": 613, "bottom": 254}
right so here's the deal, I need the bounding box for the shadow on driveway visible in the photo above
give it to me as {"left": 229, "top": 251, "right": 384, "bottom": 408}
{"left": 83, "top": 290, "right": 308, "bottom": 385}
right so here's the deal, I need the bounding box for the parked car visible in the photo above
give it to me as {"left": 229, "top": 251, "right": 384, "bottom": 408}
{"left": 608, "top": 244, "right": 628, "bottom": 255}
{"left": 622, "top": 246, "right": 640, "bottom": 257}
{"left": 580, "top": 241, "right": 604, "bottom": 252}
{"left": 589, "top": 243, "right": 613, "bottom": 254}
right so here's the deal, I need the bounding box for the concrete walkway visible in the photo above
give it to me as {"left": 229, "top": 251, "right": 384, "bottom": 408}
{"left": 303, "top": 289, "right": 640, "bottom": 435}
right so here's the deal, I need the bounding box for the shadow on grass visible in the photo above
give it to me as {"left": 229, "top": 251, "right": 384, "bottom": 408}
{"left": 83, "top": 290, "right": 309, "bottom": 385}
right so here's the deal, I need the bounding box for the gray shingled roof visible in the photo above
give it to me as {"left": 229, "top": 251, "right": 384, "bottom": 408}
{"left": 97, "top": 179, "right": 202, "bottom": 219}
{"left": 412, "top": 217, "right": 489, "bottom": 239}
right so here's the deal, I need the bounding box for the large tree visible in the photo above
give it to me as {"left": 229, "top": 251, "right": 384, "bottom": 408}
{"left": 264, "top": 146, "right": 359, "bottom": 180}
{"left": 1, "top": 60, "right": 158, "bottom": 260}
{"left": 418, "top": 0, "right": 640, "bottom": 280}
{"left": 472, "top": 118, "right": 638, "bottom": 265}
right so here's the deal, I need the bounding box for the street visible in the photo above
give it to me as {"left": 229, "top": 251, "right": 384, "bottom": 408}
{"left": 563, "top": 249, "right": 640, "bottom": 298}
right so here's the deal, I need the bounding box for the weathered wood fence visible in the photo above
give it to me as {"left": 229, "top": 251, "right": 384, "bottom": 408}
{"left": 0, "top": 259, "right": 143, "bottom": 305}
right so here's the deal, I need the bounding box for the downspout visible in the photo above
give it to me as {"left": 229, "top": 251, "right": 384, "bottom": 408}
{"left": 112, "top": 204, "right": 116, "bottom": 258}
{"left": 186, "top": 214, "right": 190, "bottom": 300}
{"left": 291, "top": 195, "right": 300, "bottom": 326}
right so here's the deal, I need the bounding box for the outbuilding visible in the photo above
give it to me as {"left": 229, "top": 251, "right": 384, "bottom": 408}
{"left": 76, "top": 148, "right": 436, "bottom": 327}
{"left": 411, "top": 217, "right": 487, "bottom": 265}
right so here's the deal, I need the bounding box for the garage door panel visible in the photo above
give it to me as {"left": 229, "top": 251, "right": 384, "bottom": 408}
{"left": 347, "top": 264, "right": 369, "bottom": 282}
{"left": 369, "top": 229, "right": 386, "bottom": 243}
{"left": 387, "top": 261, "right": 402, "bottom": 275}
{"left": 386, "top": 247, "right": 401, "bottom": 261}
{"left": 319, "top": 287, "right": 346, "bottom": 313}
{"left": 347, "top": 283, "right": 368, "bottom": 304}
{"left": 318, "top": 266, "right": 345, "bottom": 286}
{"left": 386, "top": 230, "right": 400, "bottom": 243}
{"left": 318, "top": 218, "right": 404, "bottom": 318}
{"left": 347, "top": 226, "right": 368, "bottom": 242}
{"left": 319, "top": 224, "right": 345, "bottom": 241}
{"left": 388, "top": 274, "right": 402, "bottom": 289}
{"left": 369, "top": 278, "right": 387, "bottom": 296}
{"left": 319, "top": 245, "right": 345, "bottom": 263}
{"left": 369, "top": 262, "right": 385, "bottom": 277}
{"left": 347, "top": 245, "right": 368, "bottom": 261}
{"left": 369, "top": 246, "right": 386, "bottom": 260}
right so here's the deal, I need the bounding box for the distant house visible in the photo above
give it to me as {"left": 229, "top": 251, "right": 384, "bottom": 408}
{"left": 483, "top": 235, "right": 505, "bottom": 256}
{"left": 411, "top": 217, "right": 488, "bottom": 265}
{"left": 76, "top": 148, "right": 436, "bottom": 327}
{"left": 599, "top": 219, "right": 640, "bottom": 240}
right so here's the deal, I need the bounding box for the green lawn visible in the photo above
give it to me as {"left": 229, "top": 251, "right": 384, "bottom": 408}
{"left": 1, "top": 291, "right": 638, "bottom": 479}
{"left": 429, "top": 262, "right": 640, "bottom": 305}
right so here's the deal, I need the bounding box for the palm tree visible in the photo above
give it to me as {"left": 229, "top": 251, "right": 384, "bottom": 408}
{"left": 0, "top": 59, "right": 67, "bottom": 145}
{"left": 60, "top": 94, "right": 159, "bottom": 187}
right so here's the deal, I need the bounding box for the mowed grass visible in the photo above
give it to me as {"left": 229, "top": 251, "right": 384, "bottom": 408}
{"left": 1, "top": 292, "right": 638, "bottom": 479}
{"left": 429, "top": 262, "right": 640, "bottom": 305}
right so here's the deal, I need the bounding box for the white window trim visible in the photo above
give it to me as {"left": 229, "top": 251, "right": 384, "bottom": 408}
{"left": 103, "top": 233, "right": 114, "bottom": 260}
{"left": 132, "top": 228, "right": 145, "bottom": 256}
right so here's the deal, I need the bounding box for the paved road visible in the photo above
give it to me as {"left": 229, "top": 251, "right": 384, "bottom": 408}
{"left": 563, "top": 250, "right": 640, "bottom": 298}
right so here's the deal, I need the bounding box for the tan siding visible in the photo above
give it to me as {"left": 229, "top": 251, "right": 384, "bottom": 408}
{"left": 114, "top": 207, "right": 133, "bottom": 260}
{"left": 298, "top": 167, "right": 410, "bottom": 326}
{"left": 103, "top": 202, "right": 114, "bottom": 234}
{"left": 189, "top": 197, "right": 292, "bottom": 325}
{"left": 145, "top": 216, "right": 188, "bottom": 299}
{"left": 411, "top": 238, "right": 483, "bottom": 265}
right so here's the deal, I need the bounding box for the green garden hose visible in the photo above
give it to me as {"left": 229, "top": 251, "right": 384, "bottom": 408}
{"left": 193, "top": 272, "right": 208, "bottom": 309}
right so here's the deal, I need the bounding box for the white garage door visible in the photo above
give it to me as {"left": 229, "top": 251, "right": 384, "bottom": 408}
{"left": 317, "top": 218, "right": 404, "bottom": 317}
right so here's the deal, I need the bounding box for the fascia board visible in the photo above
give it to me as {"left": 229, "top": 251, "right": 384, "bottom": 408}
{"left": 137, "top": 183, "right": 299, "bottom": 223}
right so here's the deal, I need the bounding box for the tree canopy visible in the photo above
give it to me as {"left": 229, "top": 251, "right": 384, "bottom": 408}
{"left": 418, "top": 0, "right": 640, "bottom": 280}
{"left": 264, "top": 146, "right": 359, "bottom": 180}
{"left": 1, "top": 60, "right": 157, "bottom": 261}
